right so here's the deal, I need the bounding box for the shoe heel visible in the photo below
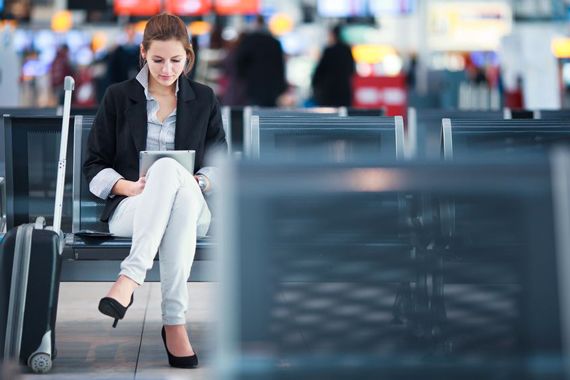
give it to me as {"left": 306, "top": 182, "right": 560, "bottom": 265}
{"left": 99, "top": 294, "right": 134, "bottom": 328}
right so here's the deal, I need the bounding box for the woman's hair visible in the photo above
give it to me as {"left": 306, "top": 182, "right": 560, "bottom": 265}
{"left": 140, "top": 13, "right": 195, "bottom": 76}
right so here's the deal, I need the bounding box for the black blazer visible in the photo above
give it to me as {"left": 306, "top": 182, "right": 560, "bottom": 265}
{"left": 83, "top": 76, "right": 227, "bottom": 222}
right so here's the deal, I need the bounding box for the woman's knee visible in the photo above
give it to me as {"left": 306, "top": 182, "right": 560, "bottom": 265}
{"left": 167, "top": 187, "right": 211, "bottom": 236}
{"left": 146, "top": 158, "right": 193, "bottom": 186}
{"left": 172, "top": 185, "right": 202, "bottom": 211}
{"left": 147, "top": 157, "right": 182, "bottom": 176}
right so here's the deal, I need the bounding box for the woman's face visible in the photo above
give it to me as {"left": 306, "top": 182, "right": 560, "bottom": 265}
{"left": 141, "top": 39, "right": 187, "bottom": 88}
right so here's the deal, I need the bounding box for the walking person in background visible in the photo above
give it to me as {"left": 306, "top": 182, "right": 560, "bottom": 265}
{"left": 312, "top": 25, "right": 355, "bottom": 107}
{"left": 84, "top": 13, "right": 226, "bottom": 369}
{"left": 235, "top": 15, "right": 287, "bottom": 107}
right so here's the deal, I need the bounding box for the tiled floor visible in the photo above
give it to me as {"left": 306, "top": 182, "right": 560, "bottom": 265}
{"left": 14, "top": 282, "right": 217, "bottom": 380}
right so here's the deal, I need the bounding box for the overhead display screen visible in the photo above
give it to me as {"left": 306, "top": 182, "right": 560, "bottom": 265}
{"left": 317, "top": 0, "right": 368, "bottom": 17}
{"left": 428, "top": 1, "right": 512, "bottom": 51}
{"left": 165, "top": 0, "right": 212, "bottom": 16}
{"left": 318, "top": 0, "right": 414, "bottom": 17}
{"left": 114, "top": 0, "right": 161, "bottom": 16}
{"left": 368, "top": 0, "right": 415, "bottom": 15}
{"left": 214, "top": 0, "right": 260, "bottom": 15}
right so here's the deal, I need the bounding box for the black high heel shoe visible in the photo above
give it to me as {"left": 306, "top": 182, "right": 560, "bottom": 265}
{"left": 98, "top": 294, "right": 134, "bottom": 328}
{"left": 161, "top": 326, "right": 198, "bottom": 368}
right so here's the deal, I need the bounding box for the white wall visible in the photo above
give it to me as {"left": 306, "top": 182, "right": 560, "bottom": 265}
{"left": 501, "top": 22, "right": 563, "bottom": 109}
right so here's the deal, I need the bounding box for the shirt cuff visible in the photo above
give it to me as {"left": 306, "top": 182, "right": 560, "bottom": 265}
{"left": 196, "top": 166, "right": 218, "bottom": 194}
{"left": 89, "top": 168, "right": 124, "bottom": 199}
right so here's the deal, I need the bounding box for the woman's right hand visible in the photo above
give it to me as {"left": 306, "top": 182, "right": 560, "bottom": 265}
{"left": 112, "top": 177, "right": 146, "bottom": 197}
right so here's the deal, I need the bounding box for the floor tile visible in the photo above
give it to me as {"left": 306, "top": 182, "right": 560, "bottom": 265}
{"left": 14, "top": 282, "right": 218, "bottom": 380}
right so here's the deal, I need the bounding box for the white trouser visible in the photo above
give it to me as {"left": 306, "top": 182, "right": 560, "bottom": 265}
{"left": 108, "top": 158, "right": 211, "bottom": 325}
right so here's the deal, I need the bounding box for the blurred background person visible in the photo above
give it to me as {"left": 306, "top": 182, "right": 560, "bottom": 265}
{"left": 235, "top": 15, "right": 287, "bottom": 107}
{"left": 311, "top": 24, "right": 355, "bottom": 107}
{"left": 106, "top": 23, "right": 139, "bottom": 85}
{"left": 193, "top": 24, "right": 224, "bottom": 93}
{"left": 220, "top": 32, "right": 247, "bottom": 106}
{"left": 49, "top": 44, "right": 73, "bottom": 104}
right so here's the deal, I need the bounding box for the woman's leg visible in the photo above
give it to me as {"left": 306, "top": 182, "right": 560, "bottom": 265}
{"left": 159, "top": 178, "right": 210, "bottom": 356}
{"left": 105, "top": 158, "right": 208, "bottom": 305}
{"left": 106, "top": 157, "right": 210, "bottom": 356}
{"left": 105, "top": 195, "right": 140, "bottom": 306}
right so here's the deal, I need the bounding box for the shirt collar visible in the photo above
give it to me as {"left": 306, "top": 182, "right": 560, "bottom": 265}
{"left": 135, "top": 64, "right": 180, "bottom": 100}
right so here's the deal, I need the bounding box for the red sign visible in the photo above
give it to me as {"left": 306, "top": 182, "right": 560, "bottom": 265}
{"left": 165, "top": 0, "right": 212, "bottom": 15}
{"left": 214, "top": 0, "right": 259, "bottom": 15}
{"left": 114, "top": 0, "right": 161, "bottom": 16}
{"left": 352, "top": 75, "right": 407, "bottom": 117}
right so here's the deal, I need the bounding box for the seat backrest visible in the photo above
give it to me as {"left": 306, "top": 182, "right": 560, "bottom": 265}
{"left": 3, "top": 115, "right": 74, "bottom": 231}
{"left": 442, "top": 118, "right": 570, "bottom": 160}
{"left": 408, "top": 108, "right": 504, "bottom": 159}
{"left": 1, "top": 108, "right": 59, "bottom": 178}
{"left": 535, "top": 110, "right": 570, "bottom": 120}
{"left": 243, "top": 107, "right": 343, "bottom": 157}
{"left": 72, "top": 115, "right": 107, "bottom": 233}
{"left": 247, "top": 115, "right": 405, "bottom": 161}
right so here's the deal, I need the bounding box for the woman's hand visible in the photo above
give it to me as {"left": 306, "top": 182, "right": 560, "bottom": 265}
{"left": 194, "top": 174, "right": 211, "bottom": 193}
{"left": 112, "top": 177, "right": 146, "bottom": 197}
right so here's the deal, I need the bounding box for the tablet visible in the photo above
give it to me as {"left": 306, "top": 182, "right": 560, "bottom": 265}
{"left": 139, "top": 150, "right": 195, "bottom": 177}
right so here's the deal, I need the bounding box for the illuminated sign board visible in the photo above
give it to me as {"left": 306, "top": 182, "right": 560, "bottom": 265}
{"left": 214, "top": 0, "right": 259, "bottom": 15}
{"left": 114, "top": 0, "right": 161, "bottom": 16}
{"left": 428, "top": 2, "right": 512, "bottom": 51}
{"left": 165, "top": 0, "right": 211, "bottom": 16}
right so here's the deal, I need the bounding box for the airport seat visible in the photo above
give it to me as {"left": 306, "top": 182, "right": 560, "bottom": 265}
{"left": 441, "top": 118, "right": 570, "bottom": 160}
{"left": 406, "top": 108, "right": 505, "bottom": 159}
{"left": 244, "top": 114, "right": 405, "bottom": 160}
{"left": 1, "top": 114, "right": 217, "bottom": 281}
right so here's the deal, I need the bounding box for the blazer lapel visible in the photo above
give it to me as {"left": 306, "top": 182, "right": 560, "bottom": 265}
{"left": 175, "top": 78, "right": 201, "bottom": 150}
{"left": 126, "top": 79, "right": 148, "bottom": 153}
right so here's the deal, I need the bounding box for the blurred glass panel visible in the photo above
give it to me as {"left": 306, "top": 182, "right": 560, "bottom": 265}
{"left": 220, "top": 158, "right": 564, "bottom": 379}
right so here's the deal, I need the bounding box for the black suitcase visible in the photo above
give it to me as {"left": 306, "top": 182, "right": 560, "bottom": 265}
{"left": 0, "top": 76, "right": 74, "bottom": 373}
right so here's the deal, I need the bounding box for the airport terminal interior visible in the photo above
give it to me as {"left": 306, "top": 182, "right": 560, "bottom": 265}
{"left": 3, "top": 0, "right": 570, "bottom": 379}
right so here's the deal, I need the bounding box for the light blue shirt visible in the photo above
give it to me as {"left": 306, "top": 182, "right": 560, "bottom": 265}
{"left": 89, "top": 65, "right": 215, "bottom": 199}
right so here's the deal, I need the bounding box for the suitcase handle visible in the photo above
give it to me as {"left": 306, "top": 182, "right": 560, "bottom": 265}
{"left": 52, "top": 76, "right": 75, "bottom": 233}
{"left": 34, "top": 217, "right": 46, "bottom": 230}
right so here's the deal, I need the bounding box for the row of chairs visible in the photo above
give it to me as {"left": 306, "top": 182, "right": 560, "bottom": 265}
{"left": 3, "top": 105, "right": 566, "bottom": 167}
{"left": 236, "top": 107, "right": 570, "bottom": 162}
{"left": 408, "top": 108, "right": 570, "bottom": 158}
{"left": 2, "top": 108, "right": 570, "bottom": 231}
{"left": 3, "top": 107, "right": 570, "bottom": 281}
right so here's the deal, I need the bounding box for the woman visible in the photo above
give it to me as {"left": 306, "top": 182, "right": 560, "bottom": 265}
{"left": 83, "top": 13, "right": 227, "bottom": 369}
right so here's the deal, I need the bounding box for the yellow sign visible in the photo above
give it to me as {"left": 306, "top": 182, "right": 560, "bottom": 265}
{"left": 352, "top": 44, "right": 397, "bottom": 64}
{"left": 51, "top": 10, "right": 73, "bottom": 33}
{"left": 189, "top": 21, "right": 211, "bottom": 36}
{"left": 269, "top": 13, "right": 294, "bottom": 36}
{"left": 552, "top": 38, "right": 570, "bottom": 58}
{"left": 134, "top": 21, "right": 148, "bottom": 34}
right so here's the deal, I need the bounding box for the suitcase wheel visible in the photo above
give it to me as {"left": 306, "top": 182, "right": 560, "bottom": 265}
{"left": 28, "top": 352, "right": 52, "bottom": 373}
